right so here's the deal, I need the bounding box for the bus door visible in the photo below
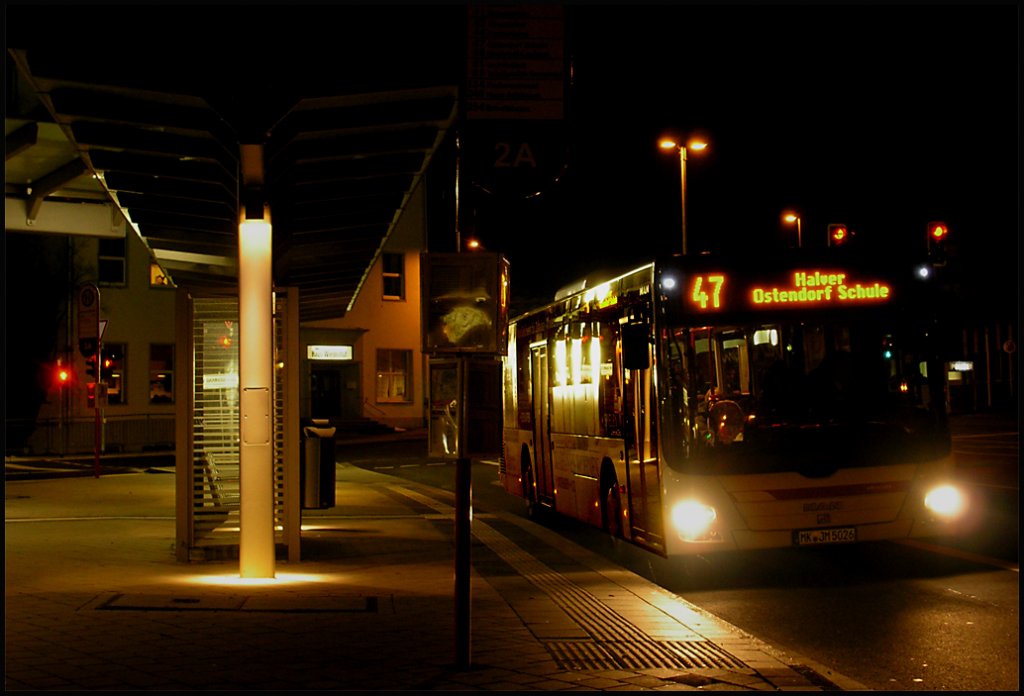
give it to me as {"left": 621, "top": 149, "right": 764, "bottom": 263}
{"left": 622, "top": 324, "right": 665, "bottom": 548}
{"left": 529, "top": 343, "right": 555, "bottom": 506}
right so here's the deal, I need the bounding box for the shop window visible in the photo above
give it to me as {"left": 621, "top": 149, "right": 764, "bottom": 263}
{"left": 98, "top": 237, "right": 126, "bottom": 286}
{"left": 102, "top": 342, "right": 126, "bottom": 405}
{"left": 382, "top": 253, "right": 405, "bottom": 300}
{"left": 376, "top": 349, "right": 412, "bottom": 403}
{"left": 149, "top": 344, "right": 174, "bottom": 403}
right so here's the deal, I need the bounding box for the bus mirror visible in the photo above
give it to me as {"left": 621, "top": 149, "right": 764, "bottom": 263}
{"left": 622, "top": 324, "right": 650, "bottom": 370}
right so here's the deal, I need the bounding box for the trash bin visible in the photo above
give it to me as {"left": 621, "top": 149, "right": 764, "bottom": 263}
{"left": 301, "top": 418, "right": 337, "bottom": 509}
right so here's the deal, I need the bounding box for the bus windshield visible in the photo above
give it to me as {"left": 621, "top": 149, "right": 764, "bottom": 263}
{"left": 660, "top": 318, "right": 951, "bottom": 476}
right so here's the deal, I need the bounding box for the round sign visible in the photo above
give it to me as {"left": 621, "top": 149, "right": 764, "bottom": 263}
{"left": 80, "top": 286, "right": 96, "bottom": 307}
{"left": 1004, "top": 340, "right": 1016, "bottom": 354}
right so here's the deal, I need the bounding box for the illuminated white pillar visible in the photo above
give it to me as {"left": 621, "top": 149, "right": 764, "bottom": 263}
{"left": 239, "top": 210, "right": 275, "bottom": 578}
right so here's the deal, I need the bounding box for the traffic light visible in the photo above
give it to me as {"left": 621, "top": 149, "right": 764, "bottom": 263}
{"left": 927, "top": 221, "right": 948, "bottom": 263}
{"left": 828, "top": 224, "right": 850, "bottom": 247}
{"left": 54, "top": 363, "right": 72, "bottom": 388}
{"left": 85, "top": 355, "right": 98, "bottom": 380}
{"left": 86, "top": 382, "right": 108, "bottom": 409}
{"left": 881, "top": 336, "right": 894, "bottom": 361}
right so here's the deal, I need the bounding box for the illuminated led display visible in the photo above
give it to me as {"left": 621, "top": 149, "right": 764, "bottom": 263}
{"left": 681, "top": 269, "right": 893, "bottom": 312}
{"left": 689, "top": 274, "right": 725, "bottom": 309}
{"left": 751, "top": 270, "right": 891, "bottom": 306}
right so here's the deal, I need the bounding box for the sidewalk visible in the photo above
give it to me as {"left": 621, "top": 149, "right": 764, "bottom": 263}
{"left": 4, "top": 458, "right": 863, "bottom": 691}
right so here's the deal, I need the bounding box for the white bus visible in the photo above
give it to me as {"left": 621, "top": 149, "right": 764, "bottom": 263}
{"left": 499, "top": 249, "right": 966, "bottom": 557}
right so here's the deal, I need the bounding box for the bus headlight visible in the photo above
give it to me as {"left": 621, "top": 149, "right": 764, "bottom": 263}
{"left": 671, "top": 500, "right": 717, "bottom": 540}
{"left": 924, "top": 484, "right": 966, "bottom": 519}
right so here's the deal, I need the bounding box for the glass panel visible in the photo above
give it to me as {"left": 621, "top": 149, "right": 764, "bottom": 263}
{"left": 382, "top": 253, "right": 404, "bottom": 299}
{"left": 191, "top": 298, "right": 241, "bottom": 537}
{"left": 376, "top": 348, "right": 412, "bottom": 403}
{"left": 661, "top": 318, "right": 950, "bottom": 474}
{"left": 101, "top": 342, "right": 126, "bottom": 405}
{"left": 149, "top": 344, "right": 174, "bottom": 403}
{"left": 98, "top": 237, "right": 126, "bottom": 286}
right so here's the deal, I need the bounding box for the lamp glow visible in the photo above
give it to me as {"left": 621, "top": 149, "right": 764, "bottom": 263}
{"left": 240, "top": 219, "right": 272, "bottom": 255}
{"left": 924, "top": 484, "right": 966, "bottom": 519}
{"left": 671, "top": 500, "right": 717, "bottom": 540}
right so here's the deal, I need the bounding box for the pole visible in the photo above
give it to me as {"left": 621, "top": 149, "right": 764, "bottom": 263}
{"left": 238, "top": 208, "right": 276, "bottom": 579}
{"left": 679, "top": 146, "right": 688, "bottom": 256}
{"left": 454, "top": 132, "right": 461, "bottom": 253}
{"left": 454, "top": 355, "right": 472, "bottom": 669}
{"left": 452, "top": 127, "right": 471, "bottom": 668}
{"left": 94, "top": 341, "right": 102, "bottom": 478}
{"left": 797, "top": 217, "right": 802, "bottom": 249}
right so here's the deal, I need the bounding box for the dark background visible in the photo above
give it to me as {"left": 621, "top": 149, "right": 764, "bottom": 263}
{"left": 5, "top": 2, "right": 1018, "bottom": 313}
{"left": 462, "top": 4, "right": 1018, "bottom": 316}
{"left": 3, "top": 2, "right": 1017, "bottom": 448}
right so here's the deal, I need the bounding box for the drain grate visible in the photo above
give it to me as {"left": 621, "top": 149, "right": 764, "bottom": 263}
{"left": 545, "top": 640, "right": 618, "bottom": 671}
{"left": 661, "top": 640, "right": 748, "bottom": 669}
{"left": 471, "top": 517, "right": 749, "bottom": 674}
{"left": 545, "top": 638, "right": 746, "bottom": 671}
{"left": 96, "top": 593, "right": 378, "bottom": 613}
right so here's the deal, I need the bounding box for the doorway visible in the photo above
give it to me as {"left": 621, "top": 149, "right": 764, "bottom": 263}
{"left": 310, "top": 364, "right": 361, "bottom": 420}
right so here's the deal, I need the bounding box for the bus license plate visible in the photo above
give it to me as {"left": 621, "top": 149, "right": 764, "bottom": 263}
{"left": 794, "top": 527, "right": 856, "bottom": 546}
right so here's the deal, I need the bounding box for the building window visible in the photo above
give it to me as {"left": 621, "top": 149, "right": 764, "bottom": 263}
{"left": 149, "top": 344, "right": 174, "bottom": 403}
{"left": 376, "top": 349, "right": 412, "bottom": 403}
{"left": 102, "top": 342, "right": 126, "bottom": 405}
{"left": 98, "top": 237, "right": 127, "bottom": 286}
{"left": 382, "top": 253, "right": 404, "bottom": 300}
{"left": 150, "top": 262, "right": 172, "bottom": 288}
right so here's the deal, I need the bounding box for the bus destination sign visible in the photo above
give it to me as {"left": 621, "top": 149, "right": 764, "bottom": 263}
{"left": 685, "top": 269, "right": 893, "bottom": 312}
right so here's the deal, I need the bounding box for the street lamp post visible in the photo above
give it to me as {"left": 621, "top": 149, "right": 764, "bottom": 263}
{"left": 783, "top": 212, "right": 802, "bottom": 248}
{"left": 660, "top": 136, "right": 707, "bottom": 256}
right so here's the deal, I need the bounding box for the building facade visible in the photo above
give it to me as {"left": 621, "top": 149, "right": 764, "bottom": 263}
{"left": 20, "top": 226, "right": 177, "bottom": 455}
{"left": 15, "top": 178, "right": 435, "bottom": 455}
{"left": 299, "top": 180, "right": 429, "bottom": 433}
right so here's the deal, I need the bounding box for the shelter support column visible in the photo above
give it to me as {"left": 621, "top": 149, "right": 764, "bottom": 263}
{"left": 238, "top": 142, "right": 275, "bottom": 578}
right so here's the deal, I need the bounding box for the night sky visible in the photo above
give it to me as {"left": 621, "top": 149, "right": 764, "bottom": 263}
{"left": 465, "top": 4, "right": 1018, "bottom": 315}
{"left": 7, "top": 2, "right": 1019, "bottom": 317}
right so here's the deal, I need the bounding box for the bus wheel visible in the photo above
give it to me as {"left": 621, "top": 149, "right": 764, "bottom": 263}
{"left": 602, "top": 478, "right": 624, "bottom": 538}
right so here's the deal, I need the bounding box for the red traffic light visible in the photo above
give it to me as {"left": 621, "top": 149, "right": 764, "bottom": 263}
{"left": 927, "top": 221, "right": 949, "bottom": 263}
{"left": 828, "top": 223, "right": 850, "bottom": 247}
{"left": 55, "top": 365, "right": 72, "bottom": 387}
{"left": 928, "top": 221, "right": 948, "bottom": 242}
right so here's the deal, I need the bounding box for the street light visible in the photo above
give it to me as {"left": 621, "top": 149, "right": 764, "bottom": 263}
{"left": 783, "top": 211, "right": 802, "bottom": 248}
{"left": 659, "top": 136, "right": 708, "bottom": 256}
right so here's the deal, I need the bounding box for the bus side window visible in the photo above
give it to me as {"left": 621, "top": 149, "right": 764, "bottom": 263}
{"left": 622, "top": 323, "right": 650, "bottom": 370}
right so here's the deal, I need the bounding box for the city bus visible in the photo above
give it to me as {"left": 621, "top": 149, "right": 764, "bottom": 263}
{"left": 499, "top": 249, "right": 966, "bottom": 557}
